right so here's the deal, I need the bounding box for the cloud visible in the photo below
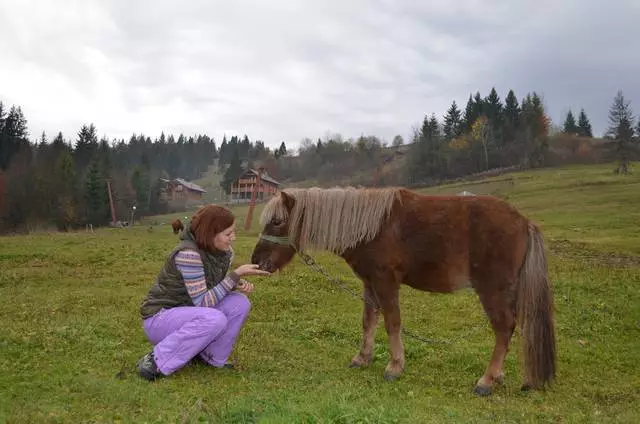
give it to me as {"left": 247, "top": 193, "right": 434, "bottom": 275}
{"left": 0, "top": 0, "right": 638, "bottom": 151}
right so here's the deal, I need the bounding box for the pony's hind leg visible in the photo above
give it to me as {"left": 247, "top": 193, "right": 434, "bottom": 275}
{"left": 350, "top": 281, "right": 380, "bottom": 368}
{"left": 474, "top": 289, "right": 516, "bottom": 396}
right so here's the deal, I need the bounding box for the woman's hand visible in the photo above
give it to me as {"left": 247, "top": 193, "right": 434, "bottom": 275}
{"left": 236, "top": 279, "right": 254, "bottom": 294}
{"left": 234, "top": 264, "right": 271, "bottom": 277}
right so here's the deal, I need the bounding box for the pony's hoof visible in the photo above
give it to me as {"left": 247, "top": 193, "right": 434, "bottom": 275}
{"left": 473, "top": 385, "right": 492, "bottom": 396}
{"left": 349, "top": 356, "right": 370, "bottom": 368}
{"left": 383, "top": 371, "right": 400, "bottom": 381}
{"left": 520, "top": 384, "right": 532, "bottom": 392}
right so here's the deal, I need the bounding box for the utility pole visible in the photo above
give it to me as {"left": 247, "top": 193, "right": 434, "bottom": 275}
{"left": 106, "top": 179, "right": 117, "bottom": 224}
{"left": 244, "top": 168, "right": 263, "bottom": 231}
{"left": 130, "top": 205, "right": 136, "bottom": 228}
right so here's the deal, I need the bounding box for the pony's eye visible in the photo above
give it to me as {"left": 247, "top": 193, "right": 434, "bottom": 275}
{"left": 272, "top": 219, "right": 282, "bottom": 226}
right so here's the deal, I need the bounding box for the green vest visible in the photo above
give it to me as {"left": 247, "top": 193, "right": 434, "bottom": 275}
{"left": 139, "top": 226, "right": 233, "bottom": 319}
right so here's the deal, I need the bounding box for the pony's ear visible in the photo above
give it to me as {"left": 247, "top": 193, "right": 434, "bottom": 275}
{"left": 280, "top": 191, "right": 296, "bottom": 211}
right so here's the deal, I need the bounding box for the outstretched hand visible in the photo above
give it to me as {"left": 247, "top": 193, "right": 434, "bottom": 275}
{"left": 236, "top": 279, "right": 254, "bottom": 294}
{"left": 234, "top": 264, "right": 271, "bottom": 277}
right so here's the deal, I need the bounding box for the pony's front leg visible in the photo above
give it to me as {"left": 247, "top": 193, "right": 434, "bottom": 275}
{"left": 379, "top": 285, "right": 404, "bottom": 381}
{"left": 350, "top": 281, "right": 379, "bottom": 368}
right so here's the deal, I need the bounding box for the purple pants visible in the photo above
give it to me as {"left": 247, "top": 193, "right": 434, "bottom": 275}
{"left": 142, "top": 292, "right": 251, "bottom": 376}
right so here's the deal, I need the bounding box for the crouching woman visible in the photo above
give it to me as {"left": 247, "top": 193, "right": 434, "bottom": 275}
{"left": 137, "top": 204, "right": 270, "bottom": 381}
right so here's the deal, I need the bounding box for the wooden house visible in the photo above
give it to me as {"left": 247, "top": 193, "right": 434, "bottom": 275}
{"left": 160, "top": 178, "right": 207, "bottom": 202}
{"left": 230, "top": 169, "right": 282, "bottom": 203}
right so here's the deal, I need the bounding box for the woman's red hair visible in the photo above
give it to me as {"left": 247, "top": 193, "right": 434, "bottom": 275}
{"left": 190, "top": 205, "right": 235, "bottom": 252}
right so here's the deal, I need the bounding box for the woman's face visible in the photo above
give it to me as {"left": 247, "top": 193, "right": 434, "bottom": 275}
{"left": 213, "top": 223, "right": 236, "bottom": 251}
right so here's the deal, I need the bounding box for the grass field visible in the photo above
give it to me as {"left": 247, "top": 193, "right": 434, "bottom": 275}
{"left": 1, "top": 163, "right": 639, "bottom": 423}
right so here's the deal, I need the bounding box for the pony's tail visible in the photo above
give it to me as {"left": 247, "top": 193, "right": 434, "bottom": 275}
{"left": 517, "top": 222, "right": 556, "bottom": 389}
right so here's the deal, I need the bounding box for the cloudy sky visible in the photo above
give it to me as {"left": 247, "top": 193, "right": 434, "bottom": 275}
{"left": 1, "top": 0, "right": 638, "bottom": 151}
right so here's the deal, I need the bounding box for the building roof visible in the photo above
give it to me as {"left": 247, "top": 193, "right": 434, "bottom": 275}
{"left": 172, "top": 178, "right": 207, "bottom": 193}
{"left": 245, "top": 169, "right": 282, "bottom": 186}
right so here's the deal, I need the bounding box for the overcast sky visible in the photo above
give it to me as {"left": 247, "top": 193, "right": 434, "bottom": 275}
{"left": 1, "top": 0, "right": 638, "bottom": 151}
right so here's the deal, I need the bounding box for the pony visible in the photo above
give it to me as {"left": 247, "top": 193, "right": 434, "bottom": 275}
{"left": 250, "top": 187, "right": 556, "bottom": 396}
{"left": 171, "top": 218, "right": 184, "bottom": 235}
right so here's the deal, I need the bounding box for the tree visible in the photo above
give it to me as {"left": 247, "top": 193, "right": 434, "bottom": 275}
{"left": 519, "top": 92, "right": 550, "bottom": 167}
{"left": 392, "top": 135, "right": 404, "bottom": 146}
{"left": 54, "top": 150, "right": 77, "bottom": 231}
{"left": 484, "top": 87, "right": 504, "bottom": 133}
{"left": 85, "top": 159, "right": 109, "bottom": 225}
{"left": 472, "top": 116, "right": 491, "bottom": 171}
{"left": 0, "top": 105, "right": 29, "bottom": 170}
{"left": 275, "top": 141, "right": 288, "bottom": 158}
{"left": 503, "top": 90, "right": 520, "bottom": 159}
{"left": 563, "top": 110, "right": 578, "bottom": 135}
{"left": 131, "top": 165, "right": 151, "bottom": 214}
{"left": 75, "top": 124, "right": 98, "bottom": 172}
{"left": 1, "top": 142, "right": 33, "bottom": 231}
{"left": 606, "top": 90, "right": 636, "bottom": 174}
{"left": 221, "top": 147, "right": 243, "bottom": 194}
{"left": 443, "top": 101, "right": 463, "bottom": 141}
{"left": 577, "top": 109, "right": 593, "bottom": 137}
{"left": 407, "top": 114, "right": 443, "bottom": 184}
{"left": 504, "top": 90, "right": 520, "bottom": 128}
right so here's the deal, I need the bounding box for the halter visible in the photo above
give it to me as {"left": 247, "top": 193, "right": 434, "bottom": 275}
{"left": 259, "top": 234, "right": 291, "bottom": 246}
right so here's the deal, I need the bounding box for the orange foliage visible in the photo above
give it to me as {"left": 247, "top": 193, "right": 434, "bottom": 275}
{"left": 448, "top": 134, "right": 471, "bottom": 150}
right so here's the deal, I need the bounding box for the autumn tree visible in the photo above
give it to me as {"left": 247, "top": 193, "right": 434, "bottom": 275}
{"left": 471, "top": 116, "right": 491, "bottom": 171}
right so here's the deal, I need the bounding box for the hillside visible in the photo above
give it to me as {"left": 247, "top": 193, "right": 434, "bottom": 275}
{"left": 2, "top": 163, "right": 638, "bottom": 422}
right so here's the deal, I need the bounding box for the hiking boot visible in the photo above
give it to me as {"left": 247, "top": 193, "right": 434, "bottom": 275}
{"left": 190, "top": 355, "right": 236, "bottom": 370}
{"left": 137, "top": 351, "right": 163, "bottom": 381}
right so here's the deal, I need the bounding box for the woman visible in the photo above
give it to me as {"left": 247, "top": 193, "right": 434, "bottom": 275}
{"left": 137, "top": 204, "right": 270, "bottom": 381}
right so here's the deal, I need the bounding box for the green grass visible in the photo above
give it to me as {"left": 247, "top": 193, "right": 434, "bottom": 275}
{"left": 1, "top": 163, "right": 639, "bottom": 423}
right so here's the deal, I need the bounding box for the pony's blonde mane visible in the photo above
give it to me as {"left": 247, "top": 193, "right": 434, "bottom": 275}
{"left": 260, "top": 187, "right": 400, "bottom": 253}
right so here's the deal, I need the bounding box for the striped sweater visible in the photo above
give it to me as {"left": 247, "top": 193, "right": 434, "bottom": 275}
{"left": 175, "top": 249, "right": 238, "bottom": 307}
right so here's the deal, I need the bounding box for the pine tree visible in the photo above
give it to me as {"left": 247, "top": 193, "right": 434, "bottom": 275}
{"left": 221, "top": 147, "right": 243, "bottom": 194}
{"left": 443, "top": 101, "right": 463, "bottom": 141}
{"left": 219, "top": 137, "right": 229, "bottom": 165}
{"left": 472, "top": 91, "right": 484, "bottom": 120}
{"left": 131, "top": 165, "right": 151, "bottom": 213}
{"left": 504, "top": 90, "right": 520, "bottom": 127}
{"left": 0, "top": 105, "right": 29, "bottom": 170}
{"left": 577, "top": 109, "right": 593, "bottom": 137}
{"left": 54, "top": 150, "right": 77, "bottom": 231}
{"left": 275, "top": 141, "right": 287, "bottom": 158}
{"left": 484, "top": 87, "right": 504, "bottom": 150}
{"left": 563, "top": 110, "right": 578, "bottom": 134}
{"left": 0, "top": 102, "right": 5, "bottom": 133}
{"left": 462, "top": 94, "right": 475, "bottom": 132}
{"left": 484, "top": 87, "right": 504, "bottom": 130}
{"left": 606, "top": 90, "right": 636, "bottom": 174}
{"left": 85, "top": 159, "right": 108, "bottom": 225}
{"left": 407, "top": 113, "right": 444, "bottom": 184}
{"left": 503, "top": 90, "right": 520, "bottom": 149}
{"left": 74, "top": 124, "right": 98, "bottom": 172}
{"left": 519, "top": 92, "right": 550, "bottom": 167}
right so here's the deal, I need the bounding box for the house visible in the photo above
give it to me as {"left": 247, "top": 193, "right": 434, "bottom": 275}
{"left": 230, "top": 168, "right": 282, "bottom": 203}
{"left": 160, "top": 178, "right": 207, "bottom": 202}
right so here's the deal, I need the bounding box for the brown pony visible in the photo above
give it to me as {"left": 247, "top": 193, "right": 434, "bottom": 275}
{"left": 250, "top": 187, "right": 556, "bottom": 396}
{"left": 171, "top": 218, "right": 184, "bottom": 235}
